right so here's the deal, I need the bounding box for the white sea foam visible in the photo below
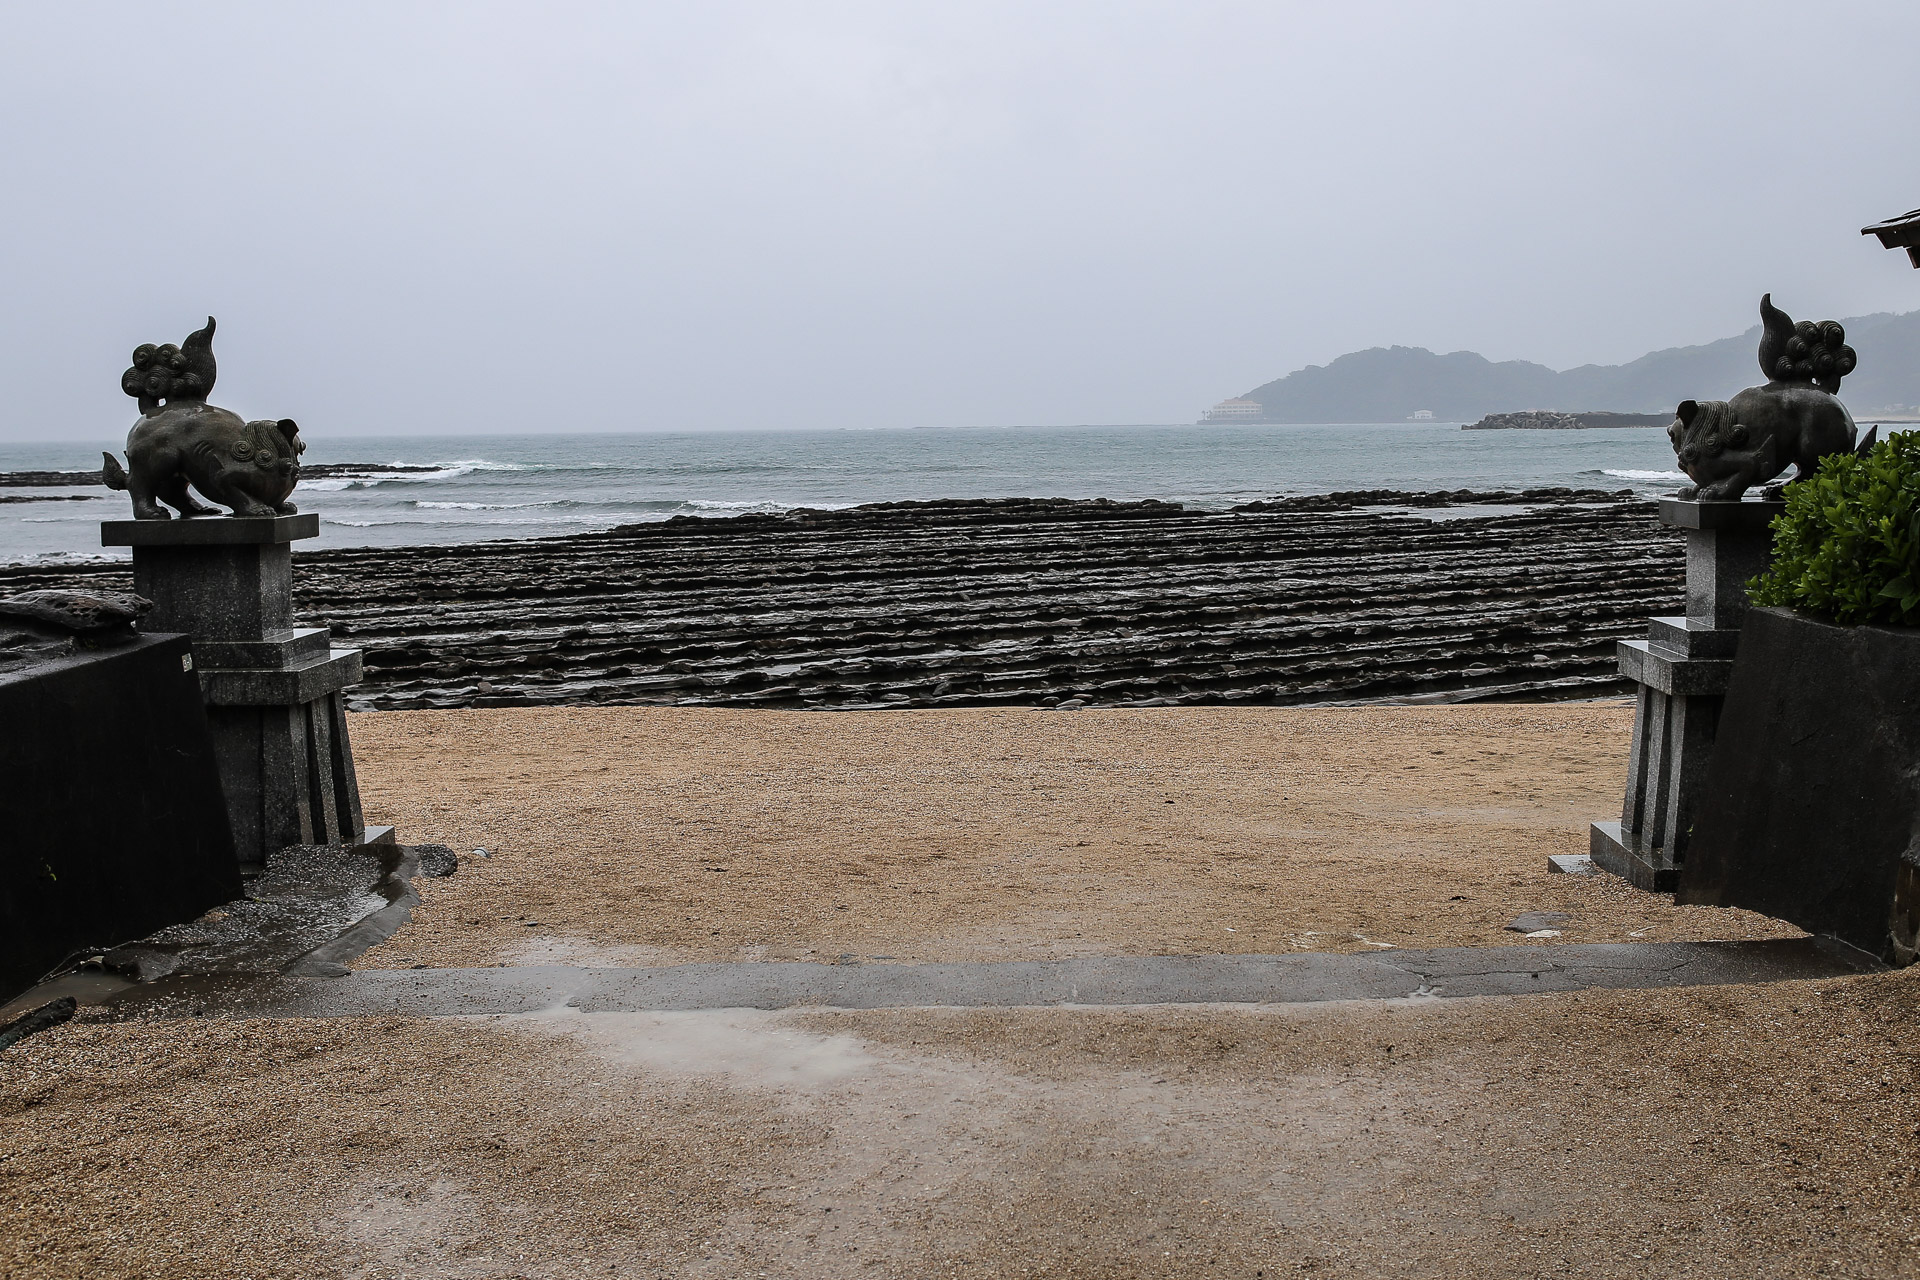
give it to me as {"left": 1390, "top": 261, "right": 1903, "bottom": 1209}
{"left": 678, "top": 498, "right": 859, "bottom": 514}
{"left": 301, "top": 459, "right": 533, "bottom": 490}
{"left": 1601, "top": 468, "right": 1686, "bottom": 481}
{"left": 325, "top": 515, "right": 611, "bottom": 528}
{"left": 680, "top": 499, "right": 798, "bottom": 514}
{"left": 414, "top": 500, "right": 556, "bottom": 511}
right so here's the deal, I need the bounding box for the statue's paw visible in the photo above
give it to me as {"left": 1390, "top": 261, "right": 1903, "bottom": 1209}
{"left": 275, "top": 501, "right": 299, "bottom": 515}
{"left": 1675, "top": 484, "right": 1698, "bottom": 500}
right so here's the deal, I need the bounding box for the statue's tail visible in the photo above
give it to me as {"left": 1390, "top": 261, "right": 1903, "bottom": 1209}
{"left": 177, "top": 316, "right": 217, "bottom": 398}
{"left": 1856, "top": 425, "right": 1879, "bottom": 457}
{"left": 102, "top": 452, "right": 128, "bottom": 491}
{"left": 1758, "top": 293, "right": 1796, "bottom": 381}
{"left": 1757, "top": 293, "right": 1858, "bottom": 392}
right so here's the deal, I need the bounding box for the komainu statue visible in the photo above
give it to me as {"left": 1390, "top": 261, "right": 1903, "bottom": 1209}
{"left": 1669, "top": 295, "right": 1875, "bottom": 502}
{"left": 102, "top": 317, "right": 305, "bottom": 519}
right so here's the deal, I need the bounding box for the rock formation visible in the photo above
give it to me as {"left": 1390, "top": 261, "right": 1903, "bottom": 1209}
{"left": 0, "top": 492, "right": 1682, "bottom": 711}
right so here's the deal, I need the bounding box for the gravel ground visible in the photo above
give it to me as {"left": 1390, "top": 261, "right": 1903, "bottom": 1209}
{"left": 348, "top": 703, "right": 1797, "bottom": 970}
{"left": 3, "top": 969, "right": 1916, "bottom": 1278}
{"left": 5, "top": 701, "right": 1878, "bottom": 1279}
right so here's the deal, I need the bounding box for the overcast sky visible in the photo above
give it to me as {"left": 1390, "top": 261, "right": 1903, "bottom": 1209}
{"left": 4, "top": 1, "right": 1919, "bottom": 441}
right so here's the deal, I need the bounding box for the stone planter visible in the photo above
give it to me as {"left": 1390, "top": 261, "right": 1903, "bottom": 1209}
{"left": 1677, "top": 606, "right": 1920, "bottom": 964}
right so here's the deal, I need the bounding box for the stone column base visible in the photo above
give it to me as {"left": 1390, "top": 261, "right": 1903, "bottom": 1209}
{"left": 1584, "top": 496, "right": 1780, "bottom": 887}
{"left": 103, "top": 513, "right": 381, "bottom": 870}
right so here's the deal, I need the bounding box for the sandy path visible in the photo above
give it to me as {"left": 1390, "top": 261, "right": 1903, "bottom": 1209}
{"left": 348, "top": 703, "right": 1795, "bottom": 970}
{"left": 4, "top": 969, "right": 1916, "bottom": 1279}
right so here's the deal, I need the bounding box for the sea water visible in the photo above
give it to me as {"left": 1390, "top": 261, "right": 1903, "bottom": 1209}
{"left": 0, "top": 422, "right": 1687, "bottom": 564}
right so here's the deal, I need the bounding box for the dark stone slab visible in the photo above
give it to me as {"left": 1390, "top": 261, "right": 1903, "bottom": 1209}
{"left": 125, "top": 542, "right": 295, "bottom": 642}
{"left": 1678, "top": 608, "right": 1920, "bottom": 963}
{"left": 1590, "top": 820, "right": 1679, "bottom": 891}
{"left": 1616, "top": 639, "right": 1734, "bottom": 697}
{"left": 1646, "top": 616, "right": 1742, "bottom": 660}
{"left": 191, "top": 626, "right": 331, "bottom": 672}
{"left": 101, "top": 513, "right": 318, "bottom": 547}
{"left": 0, "top": 632, "right": 239, "bottom": 1001}
{"left": 1659, "top": 496, "right": 1785, "bottom": 532}
{"left": 1505, "top": 911, "right": 1572, "bottom": 932}
{"left": 199, "top": 648, "right": 362, "bottom": 706}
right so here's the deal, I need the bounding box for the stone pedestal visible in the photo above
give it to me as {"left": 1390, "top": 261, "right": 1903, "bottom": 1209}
{"left": 101, "top": 514, "right": 387, "bottom": 870}
{"left": 1589, "top": 497, "right": 1782, "bottom": 890}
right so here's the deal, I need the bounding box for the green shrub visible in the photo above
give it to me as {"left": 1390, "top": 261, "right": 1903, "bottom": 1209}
{"left": 1749, "top": 430, "right": 1920, "bottom": 625}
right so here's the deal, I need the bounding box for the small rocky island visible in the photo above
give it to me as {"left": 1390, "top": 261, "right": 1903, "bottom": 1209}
{"left": 1464, "top": 411, "right": 1673, "bottom": 430}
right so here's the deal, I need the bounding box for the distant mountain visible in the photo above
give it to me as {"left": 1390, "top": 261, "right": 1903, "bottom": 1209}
{"left": 1227, "top": 308, "right": 1920, "bottom": 423}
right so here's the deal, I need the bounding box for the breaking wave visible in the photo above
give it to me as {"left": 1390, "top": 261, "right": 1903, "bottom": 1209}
{"left": 1592, "top": 468, "right": 1686, "bottom": 482}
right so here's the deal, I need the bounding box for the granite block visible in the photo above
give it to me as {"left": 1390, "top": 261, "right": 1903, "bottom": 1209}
{"left": 1678, "top": 608, "right": 1920, "bottom": 963}
{"left": 101, "top": 513, "right": 319, "bottom": 547}
{"left": 1616, "top": 639, "right": 1734, "bottom": 697}
{"left": 0, "top": 632, "right": 238, "bottom": 1001}
{"left": 198, "top": 649, "right": 362, "bottom": 707}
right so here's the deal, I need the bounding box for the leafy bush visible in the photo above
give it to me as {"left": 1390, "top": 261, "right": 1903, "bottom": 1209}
{"left": 1749, "top": 430, "right": 1920, "bottom": 625}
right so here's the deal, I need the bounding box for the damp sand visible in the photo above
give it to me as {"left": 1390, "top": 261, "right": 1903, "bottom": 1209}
{"left": 346, "top": 702, "right": 1798, "bottom": 971}
{"left": 4, "top": 969, "right": 1917, "bottom": 1278}
{"left": 3, "top": 702, "right": 1905, "bottom": 1278}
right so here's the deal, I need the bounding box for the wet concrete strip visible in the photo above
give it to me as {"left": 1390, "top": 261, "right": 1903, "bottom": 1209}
{"left": 87, "top": 936, "right": 1881, "bottom": 1021}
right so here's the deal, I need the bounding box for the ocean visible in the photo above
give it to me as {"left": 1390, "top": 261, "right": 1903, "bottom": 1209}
{"left": 0, "top": 422, "right": 1687, "bottom": 565}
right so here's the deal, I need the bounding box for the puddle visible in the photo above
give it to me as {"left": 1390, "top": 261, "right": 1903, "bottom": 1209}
{"left": 0, "top": 970, "right": 131, "bottom": 1022}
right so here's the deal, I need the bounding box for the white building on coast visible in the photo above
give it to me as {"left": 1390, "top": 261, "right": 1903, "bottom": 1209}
{"left": 1201, "top": 398, "right": 1264, "bottom": 423}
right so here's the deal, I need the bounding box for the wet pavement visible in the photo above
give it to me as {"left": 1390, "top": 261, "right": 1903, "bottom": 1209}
{"left": 2, "top": 832, "right": 1880, "bottom": 1031}
{"left": 0, "top": 842, "right": 431, "bottom": 1021}
{"left": 39, "top": 936, "right": 1882, "bottom": 1022}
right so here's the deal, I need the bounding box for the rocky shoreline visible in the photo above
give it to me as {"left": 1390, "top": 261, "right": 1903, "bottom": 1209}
{"left": 0, "top": 462, "right": 450, "bottom": 487}
{"left": 0, "top": 469, "right": 106, "bottom": 486}
{"left": 1464, "top": 411, "right": 1672, "bottom": 431}
{"left": 0, "top": 488, "right": 1681, "bottom": 711}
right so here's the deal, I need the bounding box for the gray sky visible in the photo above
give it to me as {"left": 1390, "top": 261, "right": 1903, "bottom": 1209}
{"left": 4, "top": 1, "right": 1919, "bottom": 441}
